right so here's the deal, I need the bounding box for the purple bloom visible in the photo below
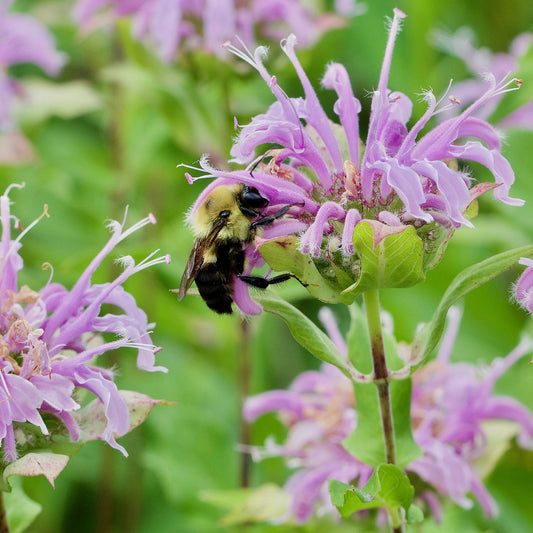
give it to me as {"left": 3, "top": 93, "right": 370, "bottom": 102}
{"left": 244, "top": 307, "right": 533, "bottom": 523}
{"left": 0, "top": 0, "right": 65, "bottom": 131}
{"left": 514, "top": 258, "right": 533, "bottom": 314}
{"left": 432, "top": 27, "right": 533, "bottom": 130}
{"left": 74, "top": 0, "right": 363, "bottom": 62}
{"left": 0, "top": 184, "right": 169, "bottom": 462}
{"left": 182, "top": 9, "right": 523, "bottom": 314}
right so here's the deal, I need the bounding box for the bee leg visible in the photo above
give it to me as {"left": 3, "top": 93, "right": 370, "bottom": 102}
{"left": 238, "top": 273, "right": 308, "bottom": 289}
{"left": 251, "top": 204, "right": 295, "bottom": 229}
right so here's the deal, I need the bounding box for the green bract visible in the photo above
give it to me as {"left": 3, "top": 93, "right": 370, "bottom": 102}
{"left": 259, "top": 219, "right": 458, "bottom": 303}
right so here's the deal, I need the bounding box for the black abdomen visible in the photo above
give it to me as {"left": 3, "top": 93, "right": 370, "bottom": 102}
{"left": 195, "top": 241, "right": 245, "bottom": 314}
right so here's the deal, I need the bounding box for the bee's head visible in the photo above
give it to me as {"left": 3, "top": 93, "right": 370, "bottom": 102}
{"left": 238, "top": 184, "right": 269, "bottom": 216}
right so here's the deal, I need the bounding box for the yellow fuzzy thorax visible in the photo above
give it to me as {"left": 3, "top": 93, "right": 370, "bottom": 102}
{"left": 192, "top": 184, "right": 256, "bottom": 243}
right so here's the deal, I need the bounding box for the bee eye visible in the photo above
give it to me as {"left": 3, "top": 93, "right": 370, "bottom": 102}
{"left": 241, "top": 185, "right": 269, "bottom": 208}
{"left": 220, "top": 210, "right": 231, "bottom": 218}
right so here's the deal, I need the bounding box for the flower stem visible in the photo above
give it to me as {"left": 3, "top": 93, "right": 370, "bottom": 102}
{"left": 0, "top": 491, "right": 8, "bottom": 533}
{"left": 239, "top": 318, "right": 252, "bottom": 488}
{"left": 363, "top": 289, "right": 396, "bottom": 465}
{"left": 363, "top": 290, "right": 403, "bottom": 532}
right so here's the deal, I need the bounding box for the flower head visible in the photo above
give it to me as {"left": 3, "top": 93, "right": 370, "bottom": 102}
{"left": 244, "top": 307, "right": 533, "bottom": 523}
{"left": 0, "top": 184, "right": 168, "bottom": 462}
{"left": 183, "top": 10, "right": 523, "bottom": 314}
{"left": 74, "top": 0, "right": 364, "bottom": 62}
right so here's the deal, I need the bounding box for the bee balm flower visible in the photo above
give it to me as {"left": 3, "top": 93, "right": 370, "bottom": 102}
{"left": 0, "top": 184, "right": 168, "bottom": 463}
{"left": 182, "top": 9, "right": 523, "bottom": 314}
{"left": 74, "top": 0, "right": 364, "bottom": 62}
{"left": 243, "top": 307, "right": 533, "bottom": 523}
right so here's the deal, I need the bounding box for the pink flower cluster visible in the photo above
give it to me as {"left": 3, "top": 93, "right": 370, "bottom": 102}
{"left": 74, "top": 0, "right": 364, "bottom": 62}
{"left": 244, "top": 307, "right": 533, "bottom": 523}
{"left": 0, "top": 184, "right": 168, "bottom": 461}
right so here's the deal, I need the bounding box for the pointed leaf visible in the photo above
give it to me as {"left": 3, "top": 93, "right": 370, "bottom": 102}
{"left": 329, "top": 480, "right": 381, "bottom": 518}
{"left": 329, "top": 464, "right": 414, "bottom": 520}
{"left": 76, "top": 391, "right": 165, "bottom": 443}
{"left": 2, "top": 452, "right": 69, "bottom": 490}
{"left": 412, "top": 244, "right": 533, "bottom": 363}
{"left": 255, "top": 291, "right": 353, "bottom": 378}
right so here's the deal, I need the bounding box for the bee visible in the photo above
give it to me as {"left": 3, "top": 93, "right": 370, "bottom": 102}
{"left": 178, "top": 183, "right": 301, "bottom": 314}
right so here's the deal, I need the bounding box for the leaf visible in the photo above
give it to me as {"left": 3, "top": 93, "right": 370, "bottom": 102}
{"left": 329, "top": 480, "right": 381, "bottom": 518}
{"left": 200, "top": 484, "right": 289, "bottom": 526}
{"left": 407, "top": 503, "right": 424, "bottom": 524}
{"left": 2, "top": 452, "right": 69, "bottom": 490}
{"left": 418, "top": 223, "right": 455, "bottom": 271}
{"left": 258, "top": 236, "right": 342, "bottom": 303}
{"left": 255, "top": 291, "right": 353, "bottom": 378}
{"left": 344, "top": 304, "right": 422, "bottom": 469}
{"left": 412, "top": 244, "right": 533, "bottom": 363}
{"left": 471, "top": 420, "right": 521, "bottom": 480}
{"left": 75, "top": 391, "right": 165, "bottom": 443}
{"left": 15, "top": 79, "right": 102, "bottom": 123}
{"left": 329, "top": 464, "right": 414, "bottom": 522}
{"left": 341, "top": 221, "right": 425, "bottom": 302}
{"left": 4, "top": 477, "right": 42, "bottom": 533}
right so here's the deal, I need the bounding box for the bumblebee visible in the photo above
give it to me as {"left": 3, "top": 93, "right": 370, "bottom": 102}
{"left": 178, "top": 183, "right": 300, "bottom": 314}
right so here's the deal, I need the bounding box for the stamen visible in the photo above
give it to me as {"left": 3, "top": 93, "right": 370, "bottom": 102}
{"left": 117, "top": 211, "right": 158, "bottom": 244}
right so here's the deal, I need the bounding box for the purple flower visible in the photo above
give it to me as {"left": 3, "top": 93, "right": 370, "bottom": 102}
{"left": 0, "top": 183, "right": 169, "bottom": 462}
{"left": 514, "top": 258, "right": 533, "bottom": 314}
{"left": 182, "top": 9, "right": 523, "bottom": 314}
{"left": 0, "top": 0, "right": 65, "bottom": 131}
{"left": 432, "top": 27, "right": 533, "bottom": 130}
{"left": 74, "top": 0, "right": 363, "bottom": 62}
{"left": 244, "top": 307, "right": 533, "bottom": 523}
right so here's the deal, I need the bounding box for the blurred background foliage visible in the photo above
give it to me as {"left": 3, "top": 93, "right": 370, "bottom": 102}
{"left": 2, "top": 0, "right": 533, "bottom": 531}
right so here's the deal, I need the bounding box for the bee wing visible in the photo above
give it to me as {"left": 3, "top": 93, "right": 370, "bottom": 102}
{"left": 177, "top": 221, "right": 226, "bottom": 301}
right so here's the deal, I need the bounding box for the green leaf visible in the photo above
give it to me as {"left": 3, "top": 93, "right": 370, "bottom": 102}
{"left": 200, "top": 484, "right": 289, "bottom": 526}
{"left": 341, "top": 221, "right": 425, "bottom": 303}
{"left": 255, "top": 291, "right": 353, "bottom": 378}
{"left": 1, "top": 452, "right": 69, "bottom": 491}
{"left": 258, "top": 236, "right": 342, "bottom": 303}
{"left": 343, "top": 378, "right": 421, "bottom": 469}
{"left": 344, "top": 304, "right": 422, "bottom": 469}
{"left": 16, "top": 80, "right": 102, "bottom": 124}
{"left": 329, "top": 464, "right": 414, "bottom": 522}
{"left": 4, "top": 477, "right": 42, "bottom": 533}
{"left": 412, "top": 244, "right": 533, "bottom": 363}
{"left": 329, "top": 480, "right": 381, "bottom": 518}
{"left": 471, "top": 420, "right": 521, "bottom": 480}
{"left": 407, "top": 503, "right": 424, "bottom": 524}
{"left": 418, "top": 223, "right": 455, "bottom": 271}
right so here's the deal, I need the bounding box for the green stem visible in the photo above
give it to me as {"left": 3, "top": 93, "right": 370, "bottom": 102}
{"left": 363, "top": 290, "right": 396, "bottom": 466}
{"left": 0, "top": 491, "right": 8, "bottom": 533}
{"left": 239, "top": 318, "right": 252, "bottom": 488}
{"left": 363, "top": 290, "right": 402, "bottom": 532}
